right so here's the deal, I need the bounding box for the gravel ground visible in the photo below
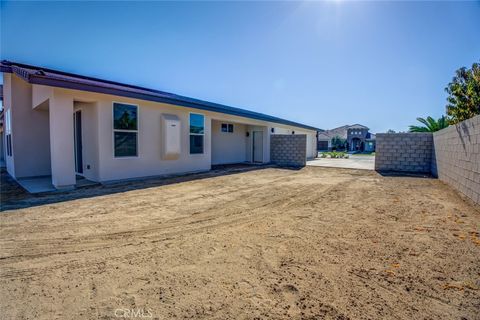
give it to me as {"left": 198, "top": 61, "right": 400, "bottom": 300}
{"left": 0, "top": 166, "right": 479, "bottom": 320}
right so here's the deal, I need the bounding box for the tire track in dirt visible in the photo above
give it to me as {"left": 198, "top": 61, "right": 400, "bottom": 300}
{"left": 0, "top": 177, "right": 357, "bottom": 274}
{"left": 2, "top": 167, "right": 478, "bottom": 320}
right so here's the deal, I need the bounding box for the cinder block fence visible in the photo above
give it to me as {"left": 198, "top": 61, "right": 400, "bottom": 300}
{"left": 432, "top": 115, "right": 480, "bottom": 205}
{"left": 375, "top": 133, "right": 433, "bottom": 173}
{"left": 270, "top": 134, "right": 307, "bottom": 167}
{"left": 375, "top": 115, "right": 480, "bottom": 205}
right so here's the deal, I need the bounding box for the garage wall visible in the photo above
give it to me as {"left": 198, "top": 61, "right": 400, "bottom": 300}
{"left": 211, "top": 120, "right": 247, "bottom": 165}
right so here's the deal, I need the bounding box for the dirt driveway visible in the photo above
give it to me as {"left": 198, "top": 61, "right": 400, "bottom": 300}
{"left": 1, "top": 166, "right": 479, "bottom": 320}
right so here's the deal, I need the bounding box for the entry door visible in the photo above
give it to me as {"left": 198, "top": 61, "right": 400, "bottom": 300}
{"left": 73, "top": 110, "right": 83, "bottom": 174}
{"left": 253, "top": 131, "right": 263, "bottom": 163}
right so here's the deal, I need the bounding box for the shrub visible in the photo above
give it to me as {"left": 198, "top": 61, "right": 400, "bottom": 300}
{"left": 321, "top": 152, "right": 348, "bottom": 159}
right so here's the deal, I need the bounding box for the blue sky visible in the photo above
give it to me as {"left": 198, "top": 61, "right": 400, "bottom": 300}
{"left": 1, "top": 1, "right": 479, "bottom": 132}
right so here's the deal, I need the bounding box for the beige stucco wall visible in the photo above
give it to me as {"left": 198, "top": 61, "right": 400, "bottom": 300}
{"left": 95, "top": 97, "right": 212, "bottom": 182}
{"left": 32, "top": 84, "right": 53, "bottom": 109}
{"left": 49, "top": 90, "right": 76, "bottom": 188}
{"left": 57, "top": 88, "right": 314, "bottom": 182}
{"left": 211, "top": 120, "right": 247, "bottom": 165}
{"left": 6, "top": 74, "right": 51, "bottom": 178}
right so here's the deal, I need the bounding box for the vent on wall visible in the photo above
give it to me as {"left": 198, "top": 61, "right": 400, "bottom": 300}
{"left": 160, "top": 114, "right": 181, "bottom": 160}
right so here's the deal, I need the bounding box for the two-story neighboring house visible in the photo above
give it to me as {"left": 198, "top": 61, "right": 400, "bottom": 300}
{"left": 317, "top": 124, "right": 375, "bottom": 152}
{"left": 346, "top": 124, "right": 376, "bottom": 152}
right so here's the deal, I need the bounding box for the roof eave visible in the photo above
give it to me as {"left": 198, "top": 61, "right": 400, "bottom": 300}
{"left": 1, "top": 60, "right": 322, "bottom": 131}
{"left": 29, "top": 75, "right": 321, "bottom": 131}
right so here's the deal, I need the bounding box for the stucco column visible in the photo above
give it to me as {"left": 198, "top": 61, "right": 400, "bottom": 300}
{"left": 49, "top": 92, "right": 76, "bottom": 189}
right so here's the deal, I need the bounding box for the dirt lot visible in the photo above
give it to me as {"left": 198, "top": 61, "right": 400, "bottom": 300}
{"left": 1, "top": 166, "right": 479, "bottom": 320}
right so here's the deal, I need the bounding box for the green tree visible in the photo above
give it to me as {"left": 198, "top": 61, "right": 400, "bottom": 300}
{"left": 331, "top": 135, "right": 346, "bottom": 150}
{"left": 409, "top": 116, "right": 448, "bottom": 132}
{"left": 445, "top": 62, "right": 480, "bottom": 124}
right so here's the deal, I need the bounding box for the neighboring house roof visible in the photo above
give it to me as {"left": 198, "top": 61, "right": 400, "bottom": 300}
{"left": 348, "top": 124, "right": 369, "bottom": 130}
{"left": 317, "top": 132, "right": 331, "bottom": 140}
{"left": 0, "top": 60, "right": 322, "bottom": 132}
{"left": 322, "top": 125, "right": 350, "bottom": 139}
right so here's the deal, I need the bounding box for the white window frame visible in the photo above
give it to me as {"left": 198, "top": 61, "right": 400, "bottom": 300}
{"left": 189, "top": 112, "right": 205, "bottom": 155}
{"left": 221, "top": 123, "right": 234, "bottom": 133}
{"left": 5, "top": 109, "right": 11, "bottom": 134}
{"left": 112, "top": 102, "right": 139, "bottom": 158}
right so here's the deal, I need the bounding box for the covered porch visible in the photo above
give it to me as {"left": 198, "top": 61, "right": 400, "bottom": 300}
{"left": 211, "top": 118, "right": 269, "bottom": 166}
{"left": 29, "top": 84, "right": 99, "bottom": 191}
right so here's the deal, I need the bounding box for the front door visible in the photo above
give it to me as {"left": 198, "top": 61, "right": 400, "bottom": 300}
{"left": 252, "top": 131, "right": 263, "bottom": 163}
{"left": 73, "top": 110, "right": 83, "bottom": 174}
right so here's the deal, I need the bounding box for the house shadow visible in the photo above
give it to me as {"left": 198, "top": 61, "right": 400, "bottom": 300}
{"left": 376, "top": 170, "right": 434, "bottom": 179}
{"left": 0, "top": 164, "right": 283, "bottom": 211}
{"left": 431, "top": 121, "right": 471, "bottom": 177}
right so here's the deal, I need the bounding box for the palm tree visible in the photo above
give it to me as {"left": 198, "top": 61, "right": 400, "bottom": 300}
{"left": 409, "top": 116, "right": 449, "bottom": 132}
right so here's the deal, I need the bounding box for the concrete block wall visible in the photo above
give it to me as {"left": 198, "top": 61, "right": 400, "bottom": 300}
{"left": 375, "top": 133, "right": 433, "bottom": 173}
{"left": 432, "top": 115, "right": 480, "bottom": 205}
{"left": 270, "top": 134, "right": 307, "bottom": 167}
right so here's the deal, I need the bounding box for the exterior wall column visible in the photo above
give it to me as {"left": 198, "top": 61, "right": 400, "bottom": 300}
{"left": 49, "top": 91, "right": 76, "bottom": 189}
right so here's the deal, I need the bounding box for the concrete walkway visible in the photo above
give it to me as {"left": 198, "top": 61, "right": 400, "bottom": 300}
{"left": 17, "top": 176, "right": 56, "bottom": 193}
{"left": 17, "top": 175, "right": 98, "bottom": 193}
{"left": 307, "top": 155, "right": 375, "bottom": 170}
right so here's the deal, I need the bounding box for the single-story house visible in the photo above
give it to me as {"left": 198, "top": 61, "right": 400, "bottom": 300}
{"left": 317, "top": 124, "right": 375, "bottom": 152}
{"left": 1, "top": 60, "right": 320, "bottom": 190}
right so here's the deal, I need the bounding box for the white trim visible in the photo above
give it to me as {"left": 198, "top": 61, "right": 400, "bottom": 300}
{"left": 112, "top": 101, "right": 139, "bottom": 159}
{"left": 189, "top": 112, "right": 205, "bottom": 155}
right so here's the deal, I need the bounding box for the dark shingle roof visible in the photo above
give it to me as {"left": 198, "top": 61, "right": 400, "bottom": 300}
{"left": 348, "top": 124, "right": 369, "bottom": 130}
{"left": 1, "top": 60, "right": 321, "bottom": 132}
{"left": 323, "top": 125, "right": 350, "bottom": 139}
